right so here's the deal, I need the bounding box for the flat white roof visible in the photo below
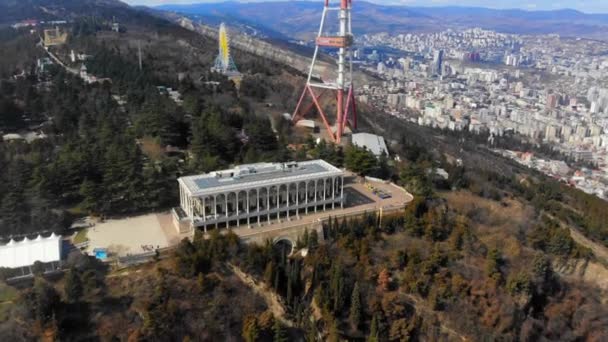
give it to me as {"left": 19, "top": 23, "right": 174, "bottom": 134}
{"left": 352, "top": 133, "right": 389, "bottom": 157}
{"left": 0, "top": 233, "right": 62, "bottom": 268}
{"left": 179, "top": 160, "right": 343, "bottom": 197}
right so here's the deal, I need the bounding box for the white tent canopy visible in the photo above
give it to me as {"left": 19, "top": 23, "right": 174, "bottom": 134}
{"left": 0, "top": 233, "right": 62, "bottom": 269}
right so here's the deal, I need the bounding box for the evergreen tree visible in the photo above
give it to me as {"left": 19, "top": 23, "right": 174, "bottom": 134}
{"left": 274, "top": 270, "right": 280, "bottom": 293}
{"left": 327, "top": 317, "right": 340, "bottom": 342}
{"left": 273, "top": 320, "right": 288, "bottom": 342}
{"left": 308, "top": 230, "right": 319, "bottom": 251}
{"left": 349, "top": 282, "right": 362, "bottom": 331}
{"left": 64, "top": 267, "right": 83, "bottom": 303}
{"left": 300, "top": 229, "right": 309, "bottom": 249}
{"left": 0, "top": 189, "right": 27, "bottom": 234}
{"left": 287, "top": 269, "right": 293, "bottom": 305}
{"left": 242, "top": 315, "right": 260, "bottom": 342}
{"left": 142, "top": 165, "right": 170, "bottom": 209}
{"left": 144, "top": 270, "right": 175, "bottom": 339}
{"left": 32, "top": 277, "right": 60, "bottom": 324}
{"left": 368, "top": 314, "right": 379, "bottom": 342}
{"left": 197, "top": 272, "right": 205, "bottom": 293}
{"left": 330, "top": 262, "right": 345, "bottom": 313}
{"left": 485, "top": 248, "right": 503, "bottom": 282}
{"left": 344, "top": 144, "right": 377, "bottom": 176}
{"left": 305, "top": 318, "right": 317, "bottom": 342}
{"left": 80, "top": 178, "right": 100, "bottom": 213}
{"left": 264, "top": 262, "right": 275, "bottom": 288}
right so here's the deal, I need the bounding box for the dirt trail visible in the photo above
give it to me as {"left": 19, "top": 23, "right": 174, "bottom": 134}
{"left": 569, "top": 228, "right": 608, "bottom": 264}
{"left": 228, "top": 263, "right": 294, "bottom": 327}
{"left": 553, "top": 259, "right": 608, "bottom": 293}
{"left": 404, "top": 294, "right": 469, "bottom": 341}
{"left": 545, "top": 213, "right": 608, "bottom": 292}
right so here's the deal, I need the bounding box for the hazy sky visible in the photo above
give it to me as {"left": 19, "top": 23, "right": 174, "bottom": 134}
{"left": 124, "top": 0, "right": 608, "bottom": 14}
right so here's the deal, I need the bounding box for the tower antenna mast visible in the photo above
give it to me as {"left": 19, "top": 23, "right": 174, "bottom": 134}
{"left": 138, "top": 40, "right": 142, "bottom": 71}
{"left": 212, "top": 23, "right": 240, "bottom": 77}
{"left": 292, "top": 0, "right": 357, "bottom": 144}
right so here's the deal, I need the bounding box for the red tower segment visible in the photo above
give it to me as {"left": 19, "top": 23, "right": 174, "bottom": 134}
{"left": 292, "top": 0, "right": 358, "bottom": 144}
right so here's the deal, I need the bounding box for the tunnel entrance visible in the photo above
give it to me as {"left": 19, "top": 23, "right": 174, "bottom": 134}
{"left": 273, "top": 238, "right": 294, "bottom": 257}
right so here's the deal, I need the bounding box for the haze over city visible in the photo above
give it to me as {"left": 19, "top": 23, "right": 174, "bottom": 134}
{"left": 126, "top": 0, "right": 608, "bottom": 13}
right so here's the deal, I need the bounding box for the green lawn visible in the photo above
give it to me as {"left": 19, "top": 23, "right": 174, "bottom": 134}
{"left": 0, "top": 283, "right": 18, "bottom": 303}
{"left": 74, "top": 229, "right": 89, "bottom": 244}
{"left": 67, "top": 205, "right": 87, "bottom": 216}
{"left": 0, "top": 283, "right": 18, "bottom": 321}
{"left": 0, "top": 302, "right": 13, "bottom": 322}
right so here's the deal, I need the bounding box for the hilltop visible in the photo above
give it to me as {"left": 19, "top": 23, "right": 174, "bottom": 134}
{"left": 1, "top": 0, "right": 608, "bottom": 341}
{"left": 0, "top": 0, "right": 129, "bottom": 24}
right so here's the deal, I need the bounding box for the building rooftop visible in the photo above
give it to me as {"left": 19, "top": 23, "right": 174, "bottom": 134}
{"left": 179, "top": 160, "right": 343, "bottom": 196}
{"left": 352, "top": 133, "right": 389, "bottom": 157}
{"left": 0, "top": 233, "right": 62, "bottom": 269}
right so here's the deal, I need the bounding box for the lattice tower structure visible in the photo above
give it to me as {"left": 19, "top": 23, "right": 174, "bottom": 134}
{"left": 212, "top": 23, "right": 240, "bottom": 76}
{"left": 292, "top": 0, "right": 357, "bottom": 144}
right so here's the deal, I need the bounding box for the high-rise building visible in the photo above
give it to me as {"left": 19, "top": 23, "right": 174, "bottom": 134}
{"left": 433, "top": 50, "right": 444, "bottom": 75}
{"left": 546, "top": 94, "right": 558, "bottom": 110}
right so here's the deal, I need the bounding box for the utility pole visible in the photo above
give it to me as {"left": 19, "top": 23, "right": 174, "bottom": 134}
{"left": 138, "top": 40, "right": 142, "bottom": 71}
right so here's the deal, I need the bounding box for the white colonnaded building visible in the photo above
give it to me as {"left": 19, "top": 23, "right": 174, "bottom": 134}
{"left": 174, "top": 160, "right": 345, "bottom": 232}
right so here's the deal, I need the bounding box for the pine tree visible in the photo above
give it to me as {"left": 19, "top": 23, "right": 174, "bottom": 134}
{"left": 0, "top": 189, "right": 27, "bottom": 234}
{"left": 80, "top": 178, "right": 100, "bottom": 213}
{"left": 274, "top": 269, "right": 280, "bottom": 292}
{"left": 197, "top": 272, "right": 205, "bottom": 293}
{"left": 301, "top": 229, "right": 309, "bottom": 249}
{"left": 64, "top": 267, "right": 83, "bottom": 302}
{"left": 264, "top": 262, "right": 275, "bottom": 288}
{"left": 308, "top": 229, "right": 319, "bottom": 250}
{"left": 327, "top": 317, "right": 340, "bottom": 342}
{"left": 330, "top": 262, "right": 345, "bottom": 312}
{"left": 286, "top": 268, "right": 293, "bottom": 305}
{"left": 368, "top": 314, "right": 379, "bottom": 342}
{"left": 242, "top": 315, "right": 260, "bottom": 342}
{"left": 485, "top": 248, "right": 502, "bottom": 281}
{"left": 349, "top": 282, "right": 362, "bottom": 331}
{"left": 305, "top": 317, "right": 317, "bottom": 342}
{"left": 273, "top": 320, "right": 288, "bottom": 342}
{"left": 33, "top": 277, "right": 60, "bottom": 323}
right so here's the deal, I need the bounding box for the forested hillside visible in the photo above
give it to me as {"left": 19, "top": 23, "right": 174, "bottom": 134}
{"left": 2, "top": 133, "right": 607, "bottom": 340}
{"left": 1, "top": 1, "right": 608, "bottom": 341}
{"left": 0, "top": 1, "right": 300, "bottom": 237}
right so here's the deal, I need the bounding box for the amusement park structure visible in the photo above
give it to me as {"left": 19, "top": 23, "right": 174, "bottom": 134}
{"left": 292, "top": 0, "right": 357, "bottom": 144}
{"left": 212, "top": 23, "right": 241, "bottom": 79}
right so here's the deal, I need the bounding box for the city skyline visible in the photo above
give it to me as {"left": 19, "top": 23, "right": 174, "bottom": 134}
{"left": 125, "top": 0, "right": 608, "bottom": 14}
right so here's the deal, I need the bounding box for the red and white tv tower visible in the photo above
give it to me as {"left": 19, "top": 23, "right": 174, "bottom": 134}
{"left": 292, "top": 0, "right": 357, "bottom": 144}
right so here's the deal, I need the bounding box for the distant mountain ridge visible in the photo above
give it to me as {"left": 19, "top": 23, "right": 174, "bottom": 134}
{"left": 156, "top": 1, "right": 608, "bottom": 40}
{"left": 0, "top": 0, "right": 130, "bottom": 24}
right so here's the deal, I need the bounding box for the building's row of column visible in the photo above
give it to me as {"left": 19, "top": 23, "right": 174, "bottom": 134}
{"left": 184, "top": 176, "right": 344, "bottom": 230}
{"left": 179, "top": 182, "right": 194, "bottom": 219}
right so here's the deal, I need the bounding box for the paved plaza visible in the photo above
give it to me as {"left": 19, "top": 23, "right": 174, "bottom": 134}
{"left": 83, "top": 173, "right": 413, "bottom": 258}
{"left": 227, "top": 174, "right": 414, "bottom": 240}
{"left": 86, "top": 214, "right": 174, "bottom": 257}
